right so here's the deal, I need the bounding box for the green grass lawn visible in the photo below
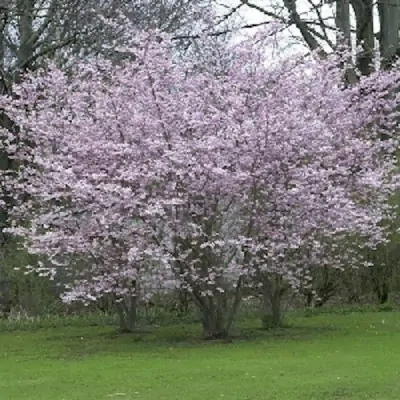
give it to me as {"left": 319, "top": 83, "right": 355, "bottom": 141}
{"left": 1, "top": 311, "right": 400, "bottom": 399}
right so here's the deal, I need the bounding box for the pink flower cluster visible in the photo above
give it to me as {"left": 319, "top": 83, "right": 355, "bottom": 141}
{"left": 1, "top": 31, "right": 399, "bottom": 306}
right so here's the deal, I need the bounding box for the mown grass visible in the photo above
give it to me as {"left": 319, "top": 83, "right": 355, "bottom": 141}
{"left": 1, "top": 311, "right": 400, "bottom": 399}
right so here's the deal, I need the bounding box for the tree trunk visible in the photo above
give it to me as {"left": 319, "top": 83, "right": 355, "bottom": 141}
{"left": 336, "top": 0, "right": 358, "bottom": 84}
{"left": 352, "top": 0, "right": 374, "bottom": 76}
{"left": 260, "top": 273, "right": 286, "bottom": 329}
{"left": 201, "top": 308, "right": 228, "bottom": 339}
{"left": 368, "top": 246, "right": 393, "bottom": 305}
{"left": 177, "top": 287, "right": 190, "bottom": 314}
{"left": 197, "top": 292, "right": 228, "bottom": 339}
{"left": 378, "top": 0, "right": 400, "bottom": 69}
{"left": 192, "top": 287, "right": 241, "bottom": 340}
{"left": 115, "top": 296, "right": 137, "bottom": 333}
{"left": 376, "top": 281, "right": 390, "bottom": 304}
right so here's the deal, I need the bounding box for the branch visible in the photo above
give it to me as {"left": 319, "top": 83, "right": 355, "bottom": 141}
{"left": 239, "top": 0, "right": 288, "bottom": 24}
{"left": 172, "top": 21, "right": 274, "bottom": 41}
{"left": 214, "top": 3, "right": 244, "bottom": 27}
{"left": 28, "top": 0, "right": 58, "bottom": 48}
{"left": 306, "top": 0, "right": 335, "bottom": 48}
{"left": 240, "top": 0, "right": 327, "bottom": 57}
{"left": 282, "top": 0, "right": 325, "bottom": 54}
{"left": 306, "top": 23, "right": 335, "bottom": 49}
{"left": 18, "top": 35, "right": 77, "bottom": 71}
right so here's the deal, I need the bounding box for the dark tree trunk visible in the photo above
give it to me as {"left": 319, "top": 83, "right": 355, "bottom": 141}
{"left": 115, "top": 295, "right": 137, "bottom": 333}
{"left": 261, "top": 288, "right": 282, "bottom": 329}
{"left": 352, "top": 0, "right": 374, "bottom": 76}
{"left": 369, "top": 247, "right": 392, "bottom": 306}
{"left": 376, "top": 282, "right": 389, "bottom": 304}
{"left": 378, "top": 0, "right": 400, "bottom": 70}
{"left": 260, "top": 273, "right": 286, "bottom": 329}
{"left": 201, "top": 311, "right": 228, "bottom": 339}
{"left": 177, "top": 288, "right": 190, "bottom": 314}
{"left": 193, "top": 282, "right": 242, "bottom": 340}
{"left": 305, "top": 290, "right": 313, "bottom": 308}
{"left": 199, "top": 293, "right": 228, "bottom": 339}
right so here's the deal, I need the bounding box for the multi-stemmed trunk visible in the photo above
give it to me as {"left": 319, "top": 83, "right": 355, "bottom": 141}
{"left": 192, "top": 278, "right": 243, "bottom": 340}
{"left": 201, "top": 301, "right": 228, "bottom": 339}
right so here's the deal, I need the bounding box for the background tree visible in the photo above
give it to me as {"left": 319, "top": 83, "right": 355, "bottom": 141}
{"left": 221, "top": 0, "right": 400, "bottom": 74}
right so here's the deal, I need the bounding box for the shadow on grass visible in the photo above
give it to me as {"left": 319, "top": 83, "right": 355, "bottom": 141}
{"left": 234, "top": 323, "right": 340, "bottom": 341}
{"left": 42, "top": 319, "right": 340, "bottom": 350}
{"left": 33, "top": 322, "right": 341, "bottom": 361}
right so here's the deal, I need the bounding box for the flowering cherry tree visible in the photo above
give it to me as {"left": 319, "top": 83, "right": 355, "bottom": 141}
{"left": 0, "top": 30, "right": 399, "bottom": 337}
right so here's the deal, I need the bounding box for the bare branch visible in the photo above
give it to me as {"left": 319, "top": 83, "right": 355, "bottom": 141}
{"left": 172, "top": 20, "right": 274, "bottom": 41}
{"left": 239, "top": 0, "right": 289, "bottom": 24}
